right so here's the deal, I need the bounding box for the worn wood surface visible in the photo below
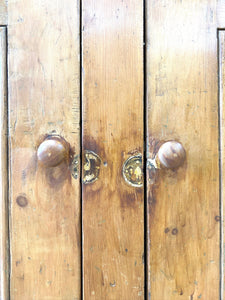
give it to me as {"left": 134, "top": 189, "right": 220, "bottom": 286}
{"left": 8, "top": 0, "right": 81, "bottom": 298}
{"left": 0, "top": 27, "right": 8, "bottom": 300}
{"left": 82, "top": 0, "right": 144, "bottom": 298}
{"left": 219, "top": 29, "right": 225, "bottom": 300}
{"left": 146, "top": 1, "right": 220, "bottom": 299}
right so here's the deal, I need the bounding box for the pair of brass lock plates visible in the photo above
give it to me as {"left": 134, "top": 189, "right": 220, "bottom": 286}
{"left": 71, "top": 151, "right": 148, "bottom": 187}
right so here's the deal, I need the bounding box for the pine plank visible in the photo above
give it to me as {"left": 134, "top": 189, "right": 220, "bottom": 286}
{"left": 146, "top": 1, "right": 220, "bottom": 299}
{"left": 8, "top": 1, "right": 81, "bottom": 298}
{"left": 82, "top": 0, "right": 144, "bottom": 298}
{"left": 0, "top": 27, "right": 8, "bottom": 300}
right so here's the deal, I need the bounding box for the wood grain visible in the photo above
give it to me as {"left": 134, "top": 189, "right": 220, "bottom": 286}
{"left": 146, "top": 1, "right": 220, "bottom": 299}
{"left": 82, "top": 0, "right": 144, "bottom": 298}
{"left": 8, "top": 1, "right": 80, "bottom": 298}
{"left": 0, "top": 27, "right": 8, "bottom": 300}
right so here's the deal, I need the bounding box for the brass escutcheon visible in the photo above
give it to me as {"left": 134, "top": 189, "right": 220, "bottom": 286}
{"left": 122, "top": 154, "right": 143, "bottom": 187}
{"left": 83, "top": 150, "right": 101, "bottom": 184}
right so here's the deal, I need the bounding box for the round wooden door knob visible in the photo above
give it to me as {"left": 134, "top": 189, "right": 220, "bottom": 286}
{"left": 156, "top": 141, "right": 186, "bottom": 169}
{"left": 37, "top": 136, "right": 68, "bottom": 167}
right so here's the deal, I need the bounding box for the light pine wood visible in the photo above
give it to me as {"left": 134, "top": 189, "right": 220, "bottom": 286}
{"left": 8, "top": 1, "right": 81, "bottom": 299}
{"left": 219, "top": 29, "right": 225, "bottom": 300}
{"left": 82, "top": 0, "right": 144, "bottom": 298}
{"left": 146, "top": 1, "right": 220, "bottom": 299}
{"left": 0, "top": 27, "right": 8, "bottom": 300}
{"left": 4, "top": 1, "right": 225, "bottom": 299}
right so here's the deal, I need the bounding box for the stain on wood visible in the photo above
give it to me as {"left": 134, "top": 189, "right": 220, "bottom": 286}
{"left": 16, "top": 195, "right": 28, "bottom": 208}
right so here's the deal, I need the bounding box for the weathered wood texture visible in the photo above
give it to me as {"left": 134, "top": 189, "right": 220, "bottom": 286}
{"left": 147, "top": 1, "right": 220, "bottom": 299}
{"left": 0, "top": 27, "right": 8, "bottom": 300}
{"left": 82, "top": 0, "right": 144, "bottom": 298}
{"left": 8, "top": 1, "right": 81, "bottom": 299}
{"left": 219, "top": 29, "right": 225, "bottom": 300}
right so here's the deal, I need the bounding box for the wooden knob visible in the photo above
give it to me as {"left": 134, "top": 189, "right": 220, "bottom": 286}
{"left": 156, "top": 141, "right": 186, "bottom": 169}
{"left": 37, "top": 136, "right": 68, "bottom": 167}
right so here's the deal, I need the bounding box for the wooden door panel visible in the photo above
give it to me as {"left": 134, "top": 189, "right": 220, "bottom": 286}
{"left": 82, "top": 0, "right": 144, "bottom": 298}
{"left": 8, "top": 1, "right": 81, "bottom": 298}
{"left": 146, "top": 1, "right": 221, "bottom": 299}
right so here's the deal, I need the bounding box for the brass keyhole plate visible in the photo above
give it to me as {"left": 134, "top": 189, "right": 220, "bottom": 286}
{"left": 122, "top": 154, "right": 143, "bottom": 187}
{"left": 83, "top": 150, "right": 101, "bottom": 184}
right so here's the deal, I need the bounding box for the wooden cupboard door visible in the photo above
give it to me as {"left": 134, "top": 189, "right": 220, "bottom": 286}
{"left": 146, "top": 1, "right": 225, "bottom": 299}
{"left": 2, "top": 0, "right": 225, "bottom": 299}
{"left": 8, "top": 0, "right": 81, "bottom": 299}
{"left": 82, "top": 0, "right": 144, "bottom": 299}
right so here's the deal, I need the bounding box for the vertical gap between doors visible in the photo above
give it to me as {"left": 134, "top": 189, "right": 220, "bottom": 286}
{"left": 5, "top": 25, "right": 10, "bottom": 300}
{"left": 143, "top": 1, "right": 148, "bottom": 300}
{"left": 4, "top": 24, "right": 10, "bottom": 300}
{"left": 0, "top": 25, "right": 10, "bottom": 300}
{"left": 79, "top": 2, "right": 83, "bottom": 299}
{"left": 218, "top": 28, "right": 224, "bottom": 300}
{"left": 0, "top": 24, "right": 10, "bottom": 300}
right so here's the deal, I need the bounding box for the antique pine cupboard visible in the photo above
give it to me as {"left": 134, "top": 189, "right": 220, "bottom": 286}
{"left": 0, "top": 0, "right": 225, "bottom": 299}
